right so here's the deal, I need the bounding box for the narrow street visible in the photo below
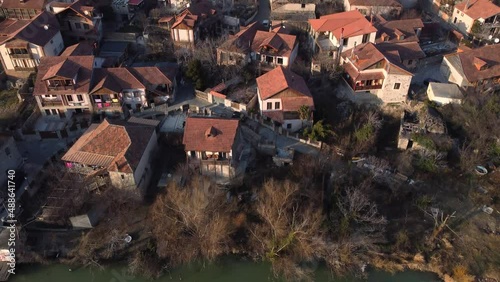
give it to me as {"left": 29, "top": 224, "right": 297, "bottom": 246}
{"left": 253, "top": 0, "right": 271, "bottom": 23}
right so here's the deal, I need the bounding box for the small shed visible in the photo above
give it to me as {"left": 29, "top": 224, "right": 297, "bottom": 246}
{"left": 427, "top": 82, "right": 464, "bottom": 105}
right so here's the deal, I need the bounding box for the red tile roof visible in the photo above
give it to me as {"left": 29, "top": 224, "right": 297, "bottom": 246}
{"left": 455, "top": 0, "right": 500, "bottom": 20}
{"left": 374, "top": 16, "right": 423, "bottom": 43}
{"left": 252, "top": 31, "right": 297, "bottom": 57}
{"left": 183, "top": 117, "right": 239, "bottom": 152}
{"left": 62, "top": 119, "right": 155, "bottom": 173}
{"left": 34, "top": 55, "right": 95, "bottom": 96}
{"left": 129, "top": 67, "right": 173, "bottom": 86}
{"left": 0, "top": 11, "right": 60, "bottom": 46}
{"left": 309, "top": 10, "right": 377, "bottom": 39}
{"left": 0, "top": 0, "right": 46, "bottom": 9}
{"left": 61, "top": 41, "right": 95, "bottom": 56}
{"left": 256, "top": 66, "right": 311, "bottom": 100}
{"left": 452, "top": 44, "right": 500, "bottom": 82}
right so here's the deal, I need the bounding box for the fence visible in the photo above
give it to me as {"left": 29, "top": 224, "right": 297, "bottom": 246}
{"left": 247, "top": 113, "right": 323, "bottom": 149}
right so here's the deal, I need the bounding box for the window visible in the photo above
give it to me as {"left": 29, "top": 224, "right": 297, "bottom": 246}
{"left": 50, "top": 39, "right": 53, "bottom": 44}
{"left": 121, "top": 174, "right": 125, "bottom": 179}
{"left": 267, "top": 102, "right": 272, "bottom": 110}
{"left": 384, "top": 36, "right": 390, "bottom": 42}
{"left": 275, "top": 102, "right": 280, "bottom": 109}
{"left": 277, "top": 57, "right": 283, "bottom": 65}
{"left": 394, "top": 83, "right": 401, "bottom": 89}
{"left": 83, "top": 23, "right": 90, "bottom": 30}
{"left": 286, "top": 123, "right": 291, "bottom": 129}
{"left": 45, "top": 109, "right": 51, "bottom": 115}
{"left": 408, "top": 59, "right": 413, "bottom": 65}
{"left": 362, "top": 34, "right": 369, "bottom": 43}
{"left": 67, "top": 95, "right": 73, "bottom": 102}
{"left": 75, "top": 22, "right": 82, "bottom": 29}
{"left": 77, "top": 95, "right": 83, "bottom": 101}
{"left": 343, "top": 37, "right": 349, "bottom": 46}
{"left": 255, "top": 54, "right": 261, "bottom": 61}
{"left": 453, "top": 17, "right": 457, "bottom": 24}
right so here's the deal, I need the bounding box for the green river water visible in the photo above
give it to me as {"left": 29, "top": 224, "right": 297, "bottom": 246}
{"left": 9, "top": 260, "right": 441, "bottom": 282}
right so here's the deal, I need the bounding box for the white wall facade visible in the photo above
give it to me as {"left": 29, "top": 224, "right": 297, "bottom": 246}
{"left": 440, "top": 56, "right": 470, "bottom": 88}
{"left": 426, "top": 87, "right": 462, "bottom": 105}
{"left": 172, "top": 28, "right": 194, "bottom": 43}
{"left": 451, "top": 7, "right": 474, "bottom": 33}
{"left": 330, "top": 32, "right": 376, "bottom": 50}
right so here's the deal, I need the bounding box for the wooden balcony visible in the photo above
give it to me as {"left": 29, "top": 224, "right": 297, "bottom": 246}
{"left": 47, "top": 85, "right": 75, "bottom": 91}
{"left": 14, "top": 66, "right": 36, "bottom": 72}
{"left": 9, "top": 53, "right": 32, "bottom": 59}
{"left": 42, "top": 100, "right": 64, "bottom": 107}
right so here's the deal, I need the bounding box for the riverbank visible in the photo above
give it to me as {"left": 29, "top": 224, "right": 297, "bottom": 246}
{"left": 10, "top": 260, "right": 441, "bottom": 282}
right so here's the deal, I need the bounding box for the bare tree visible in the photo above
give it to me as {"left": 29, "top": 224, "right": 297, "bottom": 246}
{"left": 149, "top": 175, "right": 236, "bottom": 265}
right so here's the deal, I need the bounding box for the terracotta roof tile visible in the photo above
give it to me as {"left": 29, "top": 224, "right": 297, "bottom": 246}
{"left": 309, "top": 10, "right": 377, "bottom": 39}
{"left": 183, "top": 117, "right": 239, "bottom": 152}
{"left": 256, "top": 66, "right": 311, "bottom": 100}
{"left": 128, "top": 67, "right": 173, "bottom": 86}
{"left": 0, "top": 0, "right": 46, "bottom": 9}
{"left": 251, "top": 31, "right": 297, "bottom": 58}
{"left": 455, "top": 44, "right": 500, "bottom": 82}
{"left": 34, "top": 55, "right": 95, "bottom": 96}
{"left": 374, "top": 17, "right": 423, "bottom": 43}
{"left": 0, "top": 11, "right": 60, "bottom": 46}
{"left": 62, "top": 119, "right": 155, "bottom": 173}
{"left": 61, "top": 41, "right": 95, "bottom": 56}
{"left": 42, "top": 59, "right": 80, "bottom": 80}
{"left": 455, "top": 0, "right": 500, "bottom": 20}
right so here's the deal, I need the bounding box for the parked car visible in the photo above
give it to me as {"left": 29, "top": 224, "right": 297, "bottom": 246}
{"left": 262, "top": 20, "right": 269, "bottom": 28}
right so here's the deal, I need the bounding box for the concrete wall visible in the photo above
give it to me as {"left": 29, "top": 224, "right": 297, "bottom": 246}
{"left": 427, "top": 87, "right": 462, "bottom": 105}
{"left": 345, "top": 1, "right": 402, "bottom": 17}
{"left": 330, "top": 32, "right": 376, "bottom": 51}
{"left": 0, "top": 136, "right": 23, "bottom": 185}
{"left": 42, "top": 32, "right": 64, "bottom": 57}
{"left": 133, "top": 130, "right": 158, "bottom": 193}
{"left": 451, "top": 7, "right": 474, "bottom": 33}
{"left": 441, "top": 56, "right": 469, "bottom": 88}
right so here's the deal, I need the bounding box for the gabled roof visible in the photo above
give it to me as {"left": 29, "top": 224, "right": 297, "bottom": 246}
{"left": 171, "top": 13, "right": 199, "bottom": 29}
{"left": 34, "top": 55, "right": 94, "bottom": 95}
{"left": 455, "top": 0, "right": 500, "bottom": 20}
{"left": 256, "top": 66, "right": 312, "bottom": 100}
{"left": 446, "top": 44, "right": 500, "bottom": 82}
{"left": 376, "top": 42, "right": 425, "bottom": 61}
{"left": 129, "top": 67, "right": 173, "bottom": 86}
{"left": 0, "top": 0, "right": 46, "bottom": 9}
{"left": 347, "top": 0, "right": 402, "bottom": 7}
{"left": 42, "top": 59, "right": 80, "bottom": 80}
{"left": 183, "top": 117, "right": 239, "bottom": 152}
{"left": 61, "top": 41, "right": 95, "bottom": 56}
{"left": 252, "top": 30, "right": 297, "bottom": 57}
{"left": 0, "top": 11, "right": 60, "bottom": 46}
{"left": 342, "top": 42, "right": 413, "bottom": 77}
{"left": 309, "top": 10, "right": 377, "bottom": 39}
{"left": 90, "top": 68, "right": 145, "bottom": 94}
{"left": 62, "top": 119, "right": 155, "bottom": 173}
{"left": 374, "top": 16, "right": 423, "bottom": 43}
{"left": 53, "top": 0, "right": 95, "bottom": 21}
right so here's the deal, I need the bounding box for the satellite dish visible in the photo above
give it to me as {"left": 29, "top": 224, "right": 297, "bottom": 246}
{"left": 495, "top": 38, "right": 500, "bottom": 44}
{"left": 84, "top": 10, "right": 89, "bottom": 15}
{"left": 488, "top": 35, "right": 493, "bottom": 40}
{"left": 43, "top": 25, "right": 49, "bottom": 30}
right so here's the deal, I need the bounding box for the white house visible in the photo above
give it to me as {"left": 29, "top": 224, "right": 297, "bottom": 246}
{"left": 450, "top": 0, "right": 500, "bottom": 35}
{"left": 0, "top": 11, "right": 64, "bottom": 78}
{"left": 309, "top": 10, "right": 377, "bottom": 54}
{"left": 256, "top": 66, "right": 314, "bottom": 132}
{"left": 426, "top": 82, "right": 464, "bottom": 105}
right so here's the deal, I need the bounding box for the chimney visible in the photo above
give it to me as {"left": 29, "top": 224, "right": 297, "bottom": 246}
{"left": 351, "top": 42, "right": 357, "bottom": 59}
{"left": 370, "top": 14, "right": 373, "bottom": 25}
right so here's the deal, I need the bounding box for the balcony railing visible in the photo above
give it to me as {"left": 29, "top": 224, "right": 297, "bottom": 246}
{"left": 354, "top": 84, "right": 383, "bottom": 91}
{"left": 14, "top": 66, "right": 36, "bottom": 72}
{"left": 47, "top": 85, "right": 75, "bottom": 91}
{"left": 42, "top": 100, "right": 64, "bottom": 107}
{"left": 9, "top": 53, "right": 32, "bottom": 59}
{"left": 96, "top": 102, "right": 122, "bottom": 109}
